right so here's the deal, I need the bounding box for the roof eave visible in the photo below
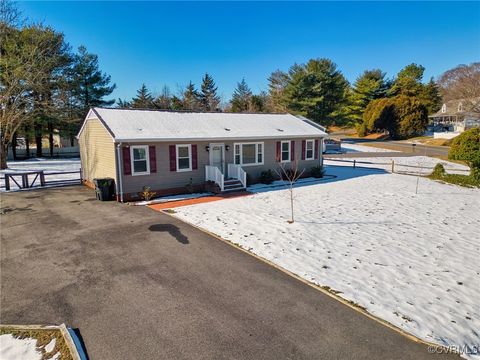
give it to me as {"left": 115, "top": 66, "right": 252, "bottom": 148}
{"left": 114, "top": 133, "right": 328, "bottom": 143}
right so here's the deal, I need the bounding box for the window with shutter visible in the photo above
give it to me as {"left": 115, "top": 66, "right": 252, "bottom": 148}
{"left": 305, "top": 140, "right": 314, "bottom": 160}
{"left": 130, "top": 145, "right": 150, "bottom": 175}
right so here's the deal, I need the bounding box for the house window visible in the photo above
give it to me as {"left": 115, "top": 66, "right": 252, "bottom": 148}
{"left": 234, "top": 144, "right": 241, "bottom": 164}
{"left": 305, "top": 139, "right": 314, "bottom": 160}
{"left": 234, "top": 143, "right": 264, "bottom": 166}
{"left": 176, "top": 144, "right": 192, "bottom": 172}
{"left": 441, "top": 104, "right": 447, "bottom": 113}
{"left": 281, "top": 141, "right": 290, "bottom": 162}
{"left": 131, "top": 145, "right": 150, "bottom": 175}
{"left": 458, "top": 103, "right": 463, "bottom": 112}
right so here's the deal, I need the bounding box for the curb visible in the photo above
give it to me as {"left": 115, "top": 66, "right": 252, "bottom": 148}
{"left": 158, "top": 209, "right": 452, "bottom": 353}
{"left": 0, "top": 324, "right": 84, "bottom": 360}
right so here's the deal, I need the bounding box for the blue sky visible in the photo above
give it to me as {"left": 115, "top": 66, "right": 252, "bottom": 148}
{"left": 19, "top": 1, "right": 480, "bottom": 104}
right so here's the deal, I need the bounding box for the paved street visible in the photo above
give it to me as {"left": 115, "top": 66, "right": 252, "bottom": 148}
{"left": 1, "top": 186, "right": 458, "bottom": 359}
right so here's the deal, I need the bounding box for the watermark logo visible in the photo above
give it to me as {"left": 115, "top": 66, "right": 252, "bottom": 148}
{"left": 427, "top": 344, "right": 479, "bottom": 355}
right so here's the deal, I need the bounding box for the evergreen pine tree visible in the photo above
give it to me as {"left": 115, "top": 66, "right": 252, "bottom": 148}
{"left": 347, "top": 69, "right": 390, "bottom": 123}
{"left": 200, "top": 73, "right": 220, "bottom": 111}
{"left": 182, "top": 81, "right": 201, "bottom": 110}
{"left": 117, "top": 98, "right": 131, "bottom": 108}
{"left": 71, "top": 45, "right": 116, "bottom": 113}
{"left": 388, "top": 63, "right": 425, "bottom": 97}
{"left": 230, "top": 78, "right": 253, "bottom": 112}
{"left": 282, "top": 58, "right": 349, "bottom": 125}
{"left": 131, "top": 84, "right": 155, "bottom": 108}
{"left": 420, "top": 78, "right": 442, "bottom": 114}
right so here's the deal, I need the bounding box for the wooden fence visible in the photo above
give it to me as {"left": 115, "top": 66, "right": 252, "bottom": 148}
{"left": 2, "top": 170, "right": 82, "bottom": 191}
{"left": 324, "top": 158, "right": 470, "bottom": 176}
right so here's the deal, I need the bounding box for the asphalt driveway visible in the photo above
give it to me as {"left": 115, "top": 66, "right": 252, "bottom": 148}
{"left": 0, "top": 186, "right": 458, "bottom": 359}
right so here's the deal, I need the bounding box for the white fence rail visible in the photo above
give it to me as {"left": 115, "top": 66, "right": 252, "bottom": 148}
{"left": 7, "top": 146, "right": 80, "bottom": 160}
{"left": 205, "top": 165, "right": 224, "bottom": 191}
{"left": 227, "top": 163, "right": 247, "bottom": 188}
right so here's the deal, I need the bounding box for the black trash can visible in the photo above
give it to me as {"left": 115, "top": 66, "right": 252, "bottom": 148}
{"left": 93, "top": 178, "right": 115, "bottom": 201}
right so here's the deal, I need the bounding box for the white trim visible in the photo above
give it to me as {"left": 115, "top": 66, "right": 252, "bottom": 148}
{"left": 233, "top": 142, "right": 264, "bottom": 167}
{"left": 76, "top": 109, "right": 115, "bottom": 141}
{"left": 130, "top": 145, "right": 150, "bottom": 176}
{"left": 305, "top": 139, "right": 315, "bottom": 160}
{"left": 281, "top": 140, "right": 291, "bottom": 163}
{"left": 176, "top": 144, "right": 192, "bottom": 172}
{"left": 114, "top": 134, "right": 328, "bottom": 143}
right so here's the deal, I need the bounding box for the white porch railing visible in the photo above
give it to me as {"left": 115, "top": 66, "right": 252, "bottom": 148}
{"left": 205, "top": 165, "right": 224, "bottom": 191}
{"left": 227, "top": 163, "right": 247, "bottom": 188}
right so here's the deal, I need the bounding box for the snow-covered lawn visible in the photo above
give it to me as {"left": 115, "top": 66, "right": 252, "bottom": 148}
{"left": 0, "top": 158, "right": 81, "bottom": 191}
{"left": 172, "top": 162, "right": 480, "bottom": 359}
{"left": 326, "top": 155, "right": 471, "bottom": 175}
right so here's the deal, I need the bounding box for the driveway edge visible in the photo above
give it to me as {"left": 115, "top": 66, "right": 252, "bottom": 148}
{"left": 159, "top": 209, "right": 455, "bottom": 355}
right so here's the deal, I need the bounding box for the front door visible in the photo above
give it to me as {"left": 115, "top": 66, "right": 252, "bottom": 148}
{"left": 209, "top": 143, "right": 224, "bottom": 173}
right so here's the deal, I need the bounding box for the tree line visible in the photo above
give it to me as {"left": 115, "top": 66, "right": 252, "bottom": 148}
{"left": 2, "top": 0, "right": 479, "bottom": 169}
{"left": 0, "top": 0, "right": 115, "bottom": 168}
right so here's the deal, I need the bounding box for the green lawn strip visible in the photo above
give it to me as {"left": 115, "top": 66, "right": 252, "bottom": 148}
{"left": 0, "top": 327, "right": 73, "bottom": 360}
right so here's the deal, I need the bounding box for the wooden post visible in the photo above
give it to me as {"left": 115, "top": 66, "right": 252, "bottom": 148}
{"left": 353, "top": 160, "right": 356, "bottom": 169}
{"left": 5, "top": 174, "right": 10, "bottom": 191}
{"left": 40, "top": 170, "right": 45, "bottom": 187}
{"left": 391, "top": 160, "right": 395, "bottom": 173}
{"left": 22, "top": 174, "right": 28, "bottom": 188}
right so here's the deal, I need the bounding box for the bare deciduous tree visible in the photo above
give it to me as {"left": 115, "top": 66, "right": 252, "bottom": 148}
{"left": 275, "top": 158, "right": 305, "bottom": 223}
{"left": 438, "top": 62, "right": 480, "bottom": 114}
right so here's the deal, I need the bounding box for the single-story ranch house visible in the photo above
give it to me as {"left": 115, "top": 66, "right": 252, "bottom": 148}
{"left": 78, "top": 107, "right": 328, "bottom": 201}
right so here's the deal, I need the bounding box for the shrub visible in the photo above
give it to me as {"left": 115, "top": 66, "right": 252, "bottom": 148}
{"left": 259, "top": 169, "right": 275, "bottom": 184}
{"left": 448, "top": 128, "right": 480, "bottom": 170}
{"left": 141, "top": 186, "right": 156, "bottom": 201}
{"left": 356, "top": 122, "right": 367, "bottom": 137}
{"left": 429, "top": 162, "right": 480, "bottom": 188}
{"left": 310, "top": 166, "right": 325, "bottom": 178}
{"left": 431, "top": 163, "right": 446, "bottom": 177}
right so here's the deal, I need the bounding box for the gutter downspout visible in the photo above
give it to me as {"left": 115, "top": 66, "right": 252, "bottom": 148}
{"left": 116, "top": 142, "right": 124, "bottom": 202}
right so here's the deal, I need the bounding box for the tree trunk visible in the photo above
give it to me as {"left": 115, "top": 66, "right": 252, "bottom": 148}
{"left": 70, "top": 135, "right": 74, "bottom": 147}
{"left": 12, "top": 132, "right": 17, "bottom": 160}
{"left": 290, "top": 187, "right": 294, "bottom": 223}
{"left": 48, "top": 122, "right": 54, "bottom": 157}
{"left": 0, "top": 138, "right": 8, "bottom": 169}
{"left": 25, "top": 136, "right": 30, "bottom": 158}
{"left": 35, "top": 123, "right": 43, "bottom": 157}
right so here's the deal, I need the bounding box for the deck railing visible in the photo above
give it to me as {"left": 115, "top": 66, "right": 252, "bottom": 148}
{"left": 205, "top": 165, "right": 224, "bottom": 191}
{"left": 227, "top": 163, "right": 247, "bottom": 188}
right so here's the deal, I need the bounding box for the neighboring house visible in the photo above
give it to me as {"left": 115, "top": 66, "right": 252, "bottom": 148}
{"left": 429, "top": 99, "right": 480, "bottom": 133}
{"left": 77, "top": 107, "right": 328, "bottom": 201}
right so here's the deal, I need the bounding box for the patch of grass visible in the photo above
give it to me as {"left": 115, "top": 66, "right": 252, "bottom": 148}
{"left": 428, "top": 164, "right": 480, "bottom": 188}
{"left": 429, "top": 173, "right": 480, "bottom": 188}
{"left": 0, "top": 328, "right": 73, "bottom": 360}
{"left": 408, "top": 136, "right": 452, "bottom": 147}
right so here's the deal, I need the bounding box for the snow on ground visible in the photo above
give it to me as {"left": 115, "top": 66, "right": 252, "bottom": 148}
{"left": 0, "top": 333, "right": 60, "bottom": 360}
{"left": 326, "top": 156, "right": 471, "bottom": 175}
{"left": 172, "top": 163, "right": 480, "bottom": 359}
{"left": 0, "top": 334, "right": 42, "bottom": 360}
{"left": 0, "top": 158, "right": 81, "bottom": 191}
{"left": 337, "top": 142, "right": 400, "bottom": 153}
